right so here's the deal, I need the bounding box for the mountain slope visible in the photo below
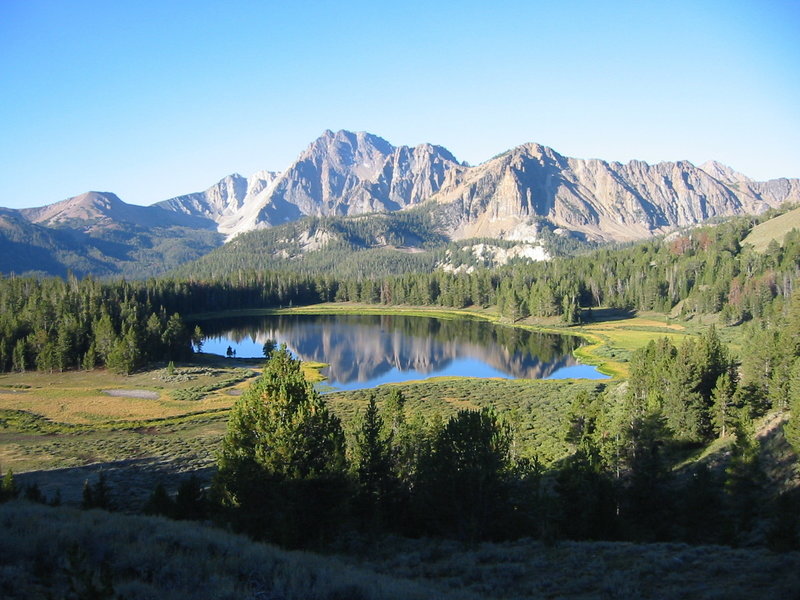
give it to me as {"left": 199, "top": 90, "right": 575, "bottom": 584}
{"left": 0, "top": 207, "right": 118, "bottom": 277}
{"left": 429, "top": 143, "right": 800, "bottom": 242}
{"left": 157, "top": 130, "right": 799, "bottom": 244}
{"left": 159, "top": 130, "right": 466, "bottom": 237}
{"left": 743, "top": 206, "right": 800, "bottom": 251}
{"left": 22, "top": 191, "right": 216, "bottom": 231}
{"left": 0, "top": 193, "right": 223, "bottom": 278}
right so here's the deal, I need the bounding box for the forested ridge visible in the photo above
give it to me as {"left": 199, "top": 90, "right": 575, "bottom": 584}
{"left": 168, "top": 209, "right": 592, "bottom": 279}
{"left": 2, "top": 208, "right": 796, "bottom": 378}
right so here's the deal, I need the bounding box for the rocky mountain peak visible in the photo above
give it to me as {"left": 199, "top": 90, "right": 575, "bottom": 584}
{"left": 699, "top": 160, "right": 753, "bottom": 184}
{"left": 15, "top": 130, "right": 797, "bottom": 249}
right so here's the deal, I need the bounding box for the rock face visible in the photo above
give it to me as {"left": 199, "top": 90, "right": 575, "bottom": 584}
{"left": 156, "top": 172, "right": 281, "bottom": 234}
{"left": 430, "top": 144, "right": 800, "bottom": 242}
{"left": 159, "top": 130, "right": 466, "bottom": 237}
{"left": 156, "top": 131, "right": 800, "bottom": 243}
{"left": 7, "top": 130, "right": 800, "bottom": 250}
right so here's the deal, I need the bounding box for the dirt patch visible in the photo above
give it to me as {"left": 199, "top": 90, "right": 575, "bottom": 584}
{"left": 103, "top": 389, "right": 159, "bottom": 399}
{"left": 225, "top": 389, "right": 244, "bottom": 396}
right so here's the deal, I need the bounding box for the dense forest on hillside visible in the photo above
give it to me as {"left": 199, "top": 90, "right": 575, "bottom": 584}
{"left": 169, "top": 210, "right": 592, "bottom": 279}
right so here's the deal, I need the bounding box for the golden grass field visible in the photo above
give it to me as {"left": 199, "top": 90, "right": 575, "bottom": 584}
{"left": 0, "top": 366, "right": 248, "bottom": 424}
{"left": 743, "top": 206, "right": 800, "bottom": 252}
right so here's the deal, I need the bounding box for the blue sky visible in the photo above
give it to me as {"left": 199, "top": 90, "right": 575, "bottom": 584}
{"left": 1, "top": 0, "right": 798, "bottom": 208}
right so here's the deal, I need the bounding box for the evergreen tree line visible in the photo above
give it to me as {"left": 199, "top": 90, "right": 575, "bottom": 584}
{"left": 166, "top": 212, "right": 799, "bottom": 324}
{"left": 197, "top": 347, "right": 799, "bottom": 550}
{"left": 0, "top": 276, "right": 198, "bottom": 374}
{"left": 1, "top": 210, "right": 798, "bottom": 374}
{"left": 169, "top": 211, "right": 800, "bottom": 325}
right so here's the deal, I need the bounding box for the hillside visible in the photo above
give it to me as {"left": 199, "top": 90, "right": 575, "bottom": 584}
{"left": 742, "top": 205, "right": 800, "bottom": 251}
{"left": 0, "top": 500, "right": 796, "bottom": 600}
{"left": 170, "top": 209, "right": 567, "bottom": 278}
{"left": 0, "top": 193, "right": 223, "bottom": 278}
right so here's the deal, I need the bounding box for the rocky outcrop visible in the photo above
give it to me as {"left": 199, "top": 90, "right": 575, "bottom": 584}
{"left": 429, "top": 143, "right": 800, "bottom": 241}
{"left": 155, "top": 130, "right": 799, "bottom": 243}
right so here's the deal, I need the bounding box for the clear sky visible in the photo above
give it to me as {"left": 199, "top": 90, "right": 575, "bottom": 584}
{"left": 1, "top": 0, "right": 798, "bottom": 209}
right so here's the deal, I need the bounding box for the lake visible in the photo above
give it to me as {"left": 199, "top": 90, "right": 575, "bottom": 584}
{"left": 197, "top": 313, "right": 609, "bottom": 391}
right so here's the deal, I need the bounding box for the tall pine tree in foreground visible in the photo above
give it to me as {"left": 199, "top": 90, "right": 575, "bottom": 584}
{"left": 214, "top": 345, "right": 346, "bottom": 547}
{"left": 351, "top": 394, "right": 395, "bottom": 532}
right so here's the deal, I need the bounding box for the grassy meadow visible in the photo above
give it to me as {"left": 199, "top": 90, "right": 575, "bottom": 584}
{"left": 742, "top": 205, "right": 800, "bottom": 251}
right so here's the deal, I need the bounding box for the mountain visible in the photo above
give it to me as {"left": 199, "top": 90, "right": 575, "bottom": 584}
{"left": 0, "top": 192, "right": 223, "bottom": 278}
{"left": 158, "top": 130, "right": 800, "bottom": 244}
{"left": 0, "top": 207, "right": 118, "bottom": 277}
{"left": 158, "top": 130, "right": 466, "bottom": 237}
{"left": 21, "top": 191, "right": 215, "bottom": 232}
{"left": 3, "top": 130, "right": 800, "bottom": 278}
{"left": 429, "top": 143, "right": 800, "bottom": 242}
{"left": 156, "top": 171, "right": 281, "bottom": 234}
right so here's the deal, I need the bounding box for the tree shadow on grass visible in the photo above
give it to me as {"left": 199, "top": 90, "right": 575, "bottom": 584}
{"left": 16, "top": 457, "right": 216, "bottom": 510}
{"left": 582, "top": 308, "right": 636, "bottom": 323}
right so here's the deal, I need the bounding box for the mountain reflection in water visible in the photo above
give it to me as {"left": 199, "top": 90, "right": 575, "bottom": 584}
{"left": 198, "top": 314, "right": 607, "bottom": 390}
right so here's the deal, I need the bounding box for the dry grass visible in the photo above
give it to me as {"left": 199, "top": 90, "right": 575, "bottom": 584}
{"left": 341, "top": 535, "right": 800, "bottom": 600}
{"left": 0, "top": 367, "right": 247, "bottom": 424}
{"left": 743, "top": 206, "right": 800, "bottom": 252}
{"left": 0, "top": 501, "right": 473, "bottom": 600}
{"left": 2, "top": 501, "right": 797, "bottom": 600}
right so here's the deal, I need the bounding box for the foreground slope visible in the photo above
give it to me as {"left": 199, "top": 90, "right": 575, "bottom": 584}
{"left": 1, "top": 501, "right": 796, "bottom": 600}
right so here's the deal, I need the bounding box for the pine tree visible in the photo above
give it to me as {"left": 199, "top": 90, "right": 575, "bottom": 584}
{"left": 0, "top": 468, "right": 18, "bottom": 502}
{"left": 143, "top": 482, "right": 175, "bottom": 517}
{"left": 11, "top": 339, "right": 26, "bottom": 373}
{"left": 215, "top": 345, "right": 346, "bottom": 545}
{"left": 724, "top": 410, "right": 764, "bottom": 540}
{"left": 415, "top": 408, "right": 512, "bottom": 541}
{"left": 352, "top": 394, "right": 394, "bottom": 530}
{"left": 174, "top": 476, "right": 207, "bottom": 520}
{"left": 783, "top": 358, "right": 800, "bottom": 454}
{"left": 711, "top": 372, "right": 736, "bottom": 438}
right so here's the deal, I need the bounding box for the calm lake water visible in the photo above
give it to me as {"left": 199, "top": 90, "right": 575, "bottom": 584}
{"left": 197, "top": 313, "right": 609, "bottom": 391}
